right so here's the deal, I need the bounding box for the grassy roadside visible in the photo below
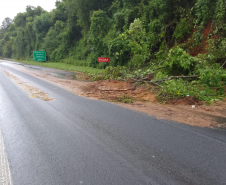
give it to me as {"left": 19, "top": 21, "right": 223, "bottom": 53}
{"left": 14, "top": 60, "right": 102, "bottom": 74}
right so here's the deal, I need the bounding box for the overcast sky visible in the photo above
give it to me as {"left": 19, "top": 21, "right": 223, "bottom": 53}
{"left": 0, "top": 0, "right": 58, "bottom": 24}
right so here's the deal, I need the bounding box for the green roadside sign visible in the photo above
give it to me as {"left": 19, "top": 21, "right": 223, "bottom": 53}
{"left": 33, "top": 51, "right": 46, "bottom": 62}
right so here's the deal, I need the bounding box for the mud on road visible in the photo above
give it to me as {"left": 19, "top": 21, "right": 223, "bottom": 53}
{"left": 7, "top": 62, "right": 226, "bottom": 129}
{"left": 4, "top": 70, "right": 54, "bottom": 101}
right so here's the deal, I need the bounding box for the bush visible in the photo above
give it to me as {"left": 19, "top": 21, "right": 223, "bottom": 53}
{"left": 174, "top": 18, "right": 193, "bottom": 40}
{"left": 158, "top": 78, "right": 225, "bottom": 103}
{"left": 199, "top": 68, "right": 226, "bottom": 87}
{"left": 163, "top": 47, "right": 198, "bottom": 75}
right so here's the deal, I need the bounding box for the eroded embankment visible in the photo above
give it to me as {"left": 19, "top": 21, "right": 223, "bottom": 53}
{"left": 11, "top": 65, "right": 226, "bottom": 129}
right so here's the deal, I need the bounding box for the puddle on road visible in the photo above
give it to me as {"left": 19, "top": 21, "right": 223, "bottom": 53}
{"left": 4, "top": 70, "right": 54, "bottom": 101}
{"left": 5, "top": 61, "right": 78, "bottom": 80}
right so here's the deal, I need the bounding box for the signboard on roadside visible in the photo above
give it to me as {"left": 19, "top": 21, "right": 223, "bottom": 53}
{"left": 98, "top": 57, "right": 110, "bottom": 62}
{"left": 33, "top": 51, "right": 46, "bottom": 62}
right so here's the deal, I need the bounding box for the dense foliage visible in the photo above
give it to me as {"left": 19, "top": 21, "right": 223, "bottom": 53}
{"left": 0, "top": 0, "right": 224, "bottom": 65}
{"left": 0, "top": 0, "right": 226, "bottom": 102}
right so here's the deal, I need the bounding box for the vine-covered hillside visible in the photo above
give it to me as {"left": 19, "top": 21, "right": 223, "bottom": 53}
{"left": 0, "top": 0, "right": 225, "bottom": 66}
{"left": 0, "top": 0, "right": 226, "bottom": 103}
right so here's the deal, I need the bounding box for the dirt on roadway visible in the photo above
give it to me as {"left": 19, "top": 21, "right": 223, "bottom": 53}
{"left": 18, "top": 67, "right": 226, "bottom": 129}
{"left": 5, "top": 70, "right": 54, "bottom": 101}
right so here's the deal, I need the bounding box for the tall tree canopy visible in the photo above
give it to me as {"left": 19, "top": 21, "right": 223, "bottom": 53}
{"left": 0, "top": 0, "right": 225, "bottom": 68}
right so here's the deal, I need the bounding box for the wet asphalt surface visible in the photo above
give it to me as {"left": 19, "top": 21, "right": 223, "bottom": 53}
{"left": 0, "top": 60, "right": 226, "bottom": 185}
{"left": 2, "top": 61, "right": 78, "bottom": 80}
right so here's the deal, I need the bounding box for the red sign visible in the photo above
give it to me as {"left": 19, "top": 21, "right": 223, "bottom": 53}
{"left": 98, "top": 57, "right": 110, "bottom": 62}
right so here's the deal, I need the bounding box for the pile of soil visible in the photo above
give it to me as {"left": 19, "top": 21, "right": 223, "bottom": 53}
{"left": 82, "top": 80, "right": 157, "bottom": 102}
{"left": 169, "top": 96, "right": 201, "bottom": 105}
{"left": 82, "top": 80, "right": 226, "bottom": 128}
{"left": 16, "top": 66, "right": 226, "bottom": 129}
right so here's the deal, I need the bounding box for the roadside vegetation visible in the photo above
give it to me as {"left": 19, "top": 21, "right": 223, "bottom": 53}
{"left": 0, "top": 0, "right": 226, "bottom": 103}
{"left": 116, "top": 94, "right": 134, "bottom": 104}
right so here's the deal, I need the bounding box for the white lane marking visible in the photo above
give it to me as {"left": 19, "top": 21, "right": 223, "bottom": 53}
{"left": 0, "top": 127, "right": 13, "bottom": 185}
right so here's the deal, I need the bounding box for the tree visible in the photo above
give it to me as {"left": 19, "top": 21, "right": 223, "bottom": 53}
{"left": 1, "top": 17, "right": 12, "bottom": 29}
{"left": 0, "top": 17, "right": 13, "bottom": 40}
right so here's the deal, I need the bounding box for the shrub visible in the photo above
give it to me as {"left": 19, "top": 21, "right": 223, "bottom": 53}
{"left": 163, "top": 47, "right": 198, "bottom": 75}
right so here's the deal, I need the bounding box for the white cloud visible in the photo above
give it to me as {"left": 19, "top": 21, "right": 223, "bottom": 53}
{"left": 0, "top": 0, "right": 58, "bottom": 24}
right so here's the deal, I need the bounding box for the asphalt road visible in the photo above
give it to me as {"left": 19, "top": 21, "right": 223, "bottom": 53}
{"left": 0, "top": 60, "right": 226, "bottom": 185}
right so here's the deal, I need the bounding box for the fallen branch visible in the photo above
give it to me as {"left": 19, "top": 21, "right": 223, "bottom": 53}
{"left": 144, "top": 81, "right": 163, "bottom": 87}
{"left": 131, "top": 75, "right": 200, "bottom": 87}
{"left": 153, "top": 75, "right": 200, "bottom": 84}
{"left": 101, "top": 89, "right": 128, "bottom": 91}
{"left": 130, "top": 79, "right": 162, "bottom": 87}
{"left": 100, "top": 88, "right": 136, "bottom": 91}
{"left": 220, "top": 61, "right": 226, "bottom": 69}
{"left": 152, "top": 66, "right": 167, "bottom": 71}
{"left": 131, "top": 79, "right": 147, "bottom": 83}
{"left": 135, "top": 77, "right": 149, "bottom": 81}
{"left": 130, "top": 75, "right": 153, "bottom": 82}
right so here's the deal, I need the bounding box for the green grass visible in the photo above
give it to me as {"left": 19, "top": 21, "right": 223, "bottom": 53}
{"left": 15, "top": 60, "right": 102, "bottom": 74}
{"left": 116, "top": 94, "right": 134, "bottom": 104}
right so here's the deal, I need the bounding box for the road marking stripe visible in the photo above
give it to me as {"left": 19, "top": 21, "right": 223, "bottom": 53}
{"left": 0, "top": 127, "right": 13, "bottom": 185}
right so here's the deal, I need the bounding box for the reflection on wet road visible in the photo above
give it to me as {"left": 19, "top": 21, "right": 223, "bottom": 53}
{"left": 1, "top": 61, "right": 78, "bottom": 80}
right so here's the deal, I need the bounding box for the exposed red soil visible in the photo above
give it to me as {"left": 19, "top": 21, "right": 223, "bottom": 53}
{"left": 82, "top": 80, "right": 157, "bottom": 102}
{"left": 185, "top": 20, "right": 219, "bottom": 56}
{"left": 168, "top": 96, "right": 201, "bottom": 106}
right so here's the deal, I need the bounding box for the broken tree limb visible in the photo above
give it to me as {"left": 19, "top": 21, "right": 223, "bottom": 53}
{"left": 152, "top": 66, "right": 167, "bottom": 71}
{"left": 220, "top": 61, "right": 226, "bottom": 69}
{"left": 136, "top": 77, "right": 149, "bottom": 81}
{"left": 100, "top": 88, "right": 136, "bottom": 91}
{"left": 130, "top": 75, "right": 199, "bottom": 87}
{"left": 143, "top": 81, "right": 163, "bottom": 87}
{"left": 130, "top": 76, "right": 151, "bottom": 83}
{"left": 130, "top": 79, "right": 162, "bottom": 87}
{"left": 153, "top": 75, "right": 200, "bottom": 84}
{"left": 101, "top": 89, "right": 128, "bottom": 91}
{"left": 131, "top": 75, "right": 200, "bottom": 84}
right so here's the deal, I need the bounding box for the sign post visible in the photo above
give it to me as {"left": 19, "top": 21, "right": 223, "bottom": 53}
{"left": 98, "top": 57, "right": 110, "bottom": 69}
{"left": 33, "top": 51, "right": 46, "bottom": 62}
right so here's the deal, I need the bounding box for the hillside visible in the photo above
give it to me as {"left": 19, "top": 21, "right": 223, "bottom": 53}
{"left": 0, "top": 0, "right": 226, "bottom": 103}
